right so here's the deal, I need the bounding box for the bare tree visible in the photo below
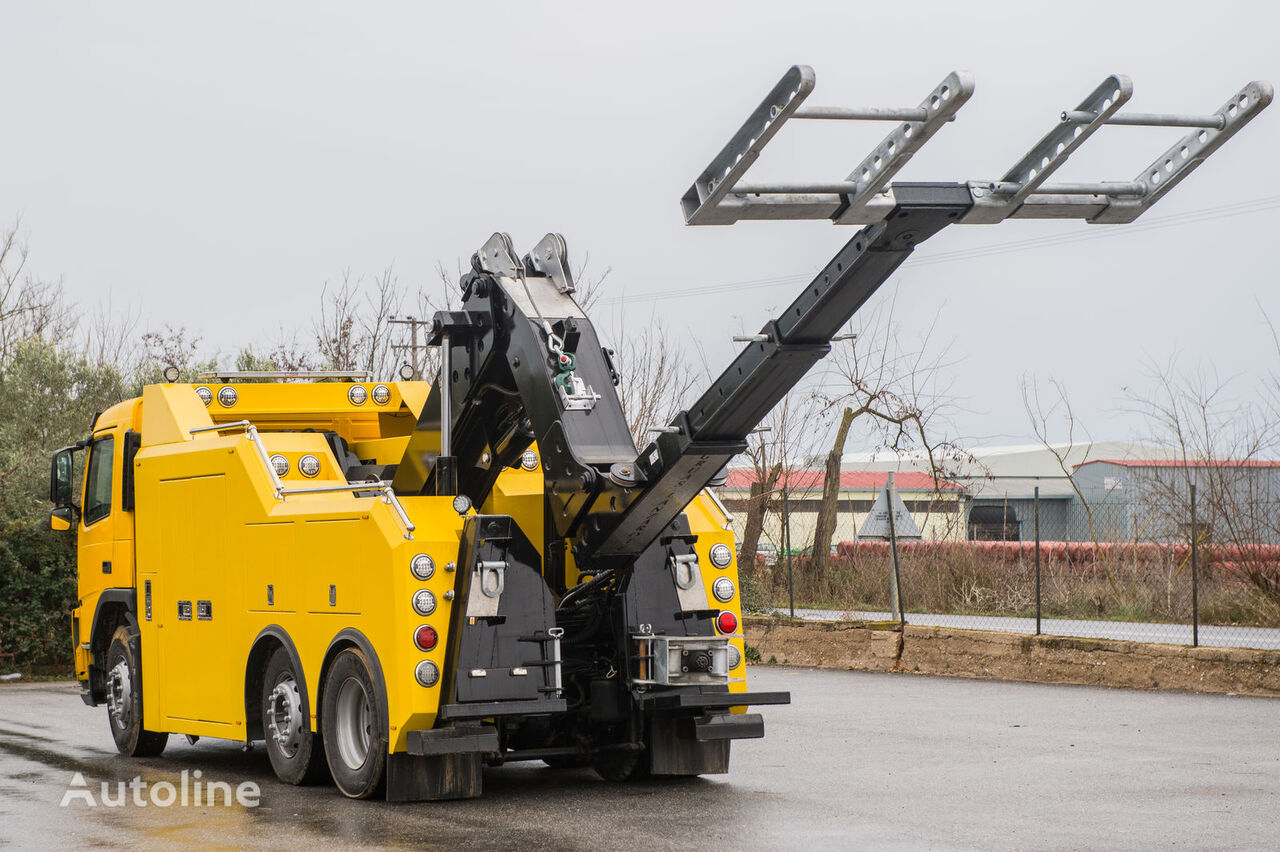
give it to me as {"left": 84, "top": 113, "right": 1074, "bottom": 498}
{"left": 315, "top": 267, "right": 405, "bottom": 379}
{"left": 737, "top": 391, "right": 821, "bottom": 570}
{"left": 1021, "top": 375, "right": 1111, "bottom": 544}
{"left": 1125, "top": 356, "right": 1280, "bottom": 617}
{"left": 134, "top": 325, "right": 216, "bottom": 388}
{"left": 614, "top": 323, "right": 698, "bottom": 448}
{"left": 82, "top": 293, "right": 142, "bottom": 371}
{"left": 0, "top": 220, "right": 75, "bottom": 364}
{"left": 570, "top": 252, "right": 609, "bottom": 312}
{"left": 809, "top": 301, "right": 968, "bottom": 573}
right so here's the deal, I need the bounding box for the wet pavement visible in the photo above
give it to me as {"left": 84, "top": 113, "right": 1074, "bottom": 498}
{"left": 1, "top": 667, "right": 1277, "bottom": 851}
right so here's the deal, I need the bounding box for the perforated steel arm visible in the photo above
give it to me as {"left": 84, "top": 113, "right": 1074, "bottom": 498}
{"left": 681, "top": 65, "right": 1270, "bottom": 227}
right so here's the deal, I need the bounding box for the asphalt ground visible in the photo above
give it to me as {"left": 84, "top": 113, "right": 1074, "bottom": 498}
{"left": 1, "top": 668, "right": 1277, "bottom": 851}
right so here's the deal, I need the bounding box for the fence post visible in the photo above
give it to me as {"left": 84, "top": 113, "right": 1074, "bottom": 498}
{"left": 784, "top": 483, "right": 794, "bottom": 619}
{"left": 1034, "top": 485, "right": 1042, "bottom": 636}
{"left": 1190, "top": 482, "right": 1199, "bottom": 647}
{"left": 886, "top": 475, "right": 905, "bottom": 627}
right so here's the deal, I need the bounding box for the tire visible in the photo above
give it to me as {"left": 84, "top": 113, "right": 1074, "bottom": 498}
{"left": 321, "top": 647, "right": 387, "bottom": 799}
{"left": 105, "top": 625, "right": 168, "bottom": 757}
{"left": 262, "top": 646, "right": 329, "bottom": 785}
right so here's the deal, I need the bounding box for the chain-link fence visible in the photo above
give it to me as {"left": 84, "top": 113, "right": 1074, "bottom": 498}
{"left": 743, "top": 482, "right": 1280, "bottom": 650}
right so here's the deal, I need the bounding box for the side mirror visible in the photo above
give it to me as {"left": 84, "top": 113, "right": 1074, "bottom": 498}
{"left": 50, "top": 506, "right": 77, "bottom": 532}
{"left": 49, "top": 445, "right": 80, "bottom": 508}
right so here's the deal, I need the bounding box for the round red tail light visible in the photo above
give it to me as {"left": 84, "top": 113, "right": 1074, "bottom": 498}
{"left": 414, "top": 625, "right": 439, "bottom": 651}
{"left": 716, "top": 610, "right": 738, "bottom": 635}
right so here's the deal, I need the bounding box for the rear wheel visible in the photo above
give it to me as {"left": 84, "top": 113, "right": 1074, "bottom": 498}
{"left": 262, "top": 646, "right": 328, "bottom": 785}
{"left": 321, "top": 648, "right": 387, "bottom": 799}
{"left": 105, "top": 625, "right": 168, "bottom": 757}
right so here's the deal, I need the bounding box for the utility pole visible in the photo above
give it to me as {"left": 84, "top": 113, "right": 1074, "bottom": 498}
{"left": 389, "top": 316, "right": 432, "bottom": 378}
{"left": 784, "top": 480, "right": 794, "bottom": 619}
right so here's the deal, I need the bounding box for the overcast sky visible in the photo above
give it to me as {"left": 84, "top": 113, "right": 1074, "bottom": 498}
{"left": 2, "top": 2, "right": 1277, "bottom": 453}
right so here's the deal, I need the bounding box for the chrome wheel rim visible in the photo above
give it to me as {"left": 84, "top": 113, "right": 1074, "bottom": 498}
{"left": 333, "top": 676, "right": 372, "bottom": 771}
{"left": 107, "top": 660, "right": 131, "bottom": 731}
{"left": 267, "top": 678, "right": 304, "bottom": 758}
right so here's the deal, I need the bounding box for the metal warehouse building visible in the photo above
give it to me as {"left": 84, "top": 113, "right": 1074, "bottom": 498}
{"left": 839, "top": 441, "right": 1174, "bottom": 541}
{"left": 716, "top": 468, "right": 965, "bottom": 550}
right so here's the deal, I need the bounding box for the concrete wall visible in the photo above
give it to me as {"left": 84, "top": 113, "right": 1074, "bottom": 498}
{"left": 744, "top": 616, "right": 1280, "bottom": 696}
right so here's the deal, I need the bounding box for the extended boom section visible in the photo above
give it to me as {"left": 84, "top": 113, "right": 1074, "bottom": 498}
{"left": 587, "top": 184, "right": 974, "bottom": 558}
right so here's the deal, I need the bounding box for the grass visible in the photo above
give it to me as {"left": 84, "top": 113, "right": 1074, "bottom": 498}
{"left": 740, "top": 544, "right": 1280, "bottom": 628}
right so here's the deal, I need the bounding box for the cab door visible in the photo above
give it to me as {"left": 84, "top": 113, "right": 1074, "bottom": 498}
{"left": 78, "top": 431, "right": 119, "bottom": 600}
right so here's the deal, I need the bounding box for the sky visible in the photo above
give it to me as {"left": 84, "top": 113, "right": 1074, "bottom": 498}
{"left": 2, "top": 1, "right": 1277, "bottom": 454}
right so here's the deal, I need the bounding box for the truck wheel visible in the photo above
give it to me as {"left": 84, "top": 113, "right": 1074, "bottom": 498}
{"left": 263, "top": 646, "right": 328, "bottom": 785}
{"left": 105, "top": 625, "right": 168, "bottom": 757}
{"left": 321, "top": 647, "right": 387, "bottom": 799}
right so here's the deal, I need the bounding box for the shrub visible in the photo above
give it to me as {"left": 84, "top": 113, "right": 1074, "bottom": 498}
{"left": 0, "top": 519, "right": 77, "bottom": 667}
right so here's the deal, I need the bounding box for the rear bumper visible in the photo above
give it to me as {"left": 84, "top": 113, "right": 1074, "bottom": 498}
{"left": 638, "top": 689, "right": 791, "bottom": 711}
{"left": 437, "top": 696, "right": 567, "bottom": 722}
{"left": 682, "top": 712, "right": 764, "bottom": 740}
{"left": 406, "top": 725, "right": 499, "bottom": 756}
{"left": 643, "top": 689, "right": 790, "bottom": 743}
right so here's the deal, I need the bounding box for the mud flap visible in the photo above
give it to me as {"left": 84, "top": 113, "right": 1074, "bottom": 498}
{"left": 386, "top": 752, "right": 483, "bottom": 802}
{"left": 648, "top": 715, "right": 730, "bottom": 776}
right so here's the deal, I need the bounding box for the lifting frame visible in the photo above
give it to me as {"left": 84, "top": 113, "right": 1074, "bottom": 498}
{"left": 682, "top": 66, "right": 1271, "bottom": 226}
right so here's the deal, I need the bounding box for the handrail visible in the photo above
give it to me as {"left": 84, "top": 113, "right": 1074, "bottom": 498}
{"left": 189, "top": 420, "right": 251, "bottom": 434}
{"left": 189, "top": 421, "right": 415, "bottom": 540}
{"left": 704, "top": 488, "right": 735, "bottom": 529}
{"left": 196, "top": 370, "right": 373, "bottom": 381}
{"left": 278, "top": 481, "right": 417, "bottom": 541}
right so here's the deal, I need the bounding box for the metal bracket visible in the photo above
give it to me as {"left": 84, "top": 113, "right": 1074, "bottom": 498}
{"left": 467, "top": 557, "right": 505, "bottom": 618}
{"left": 669, "top": 552, "right": 699, "bottom": 590}
{"left": 667, "top": 550, "right": 709, "bottom": 611}
{"left": 681, "top": 66, "right": 973, "bottom": 225}
{"left": 1085, "top": 80, "right": 1273, "bottom": 223}
{"left": 478, "top": 560, "right": 507, "bottom": 599}
{"left": 683, "top": 66, "right": 1271, "bottom": 228}
{"left": 524, "top": 233, "right": 575, "bottom": 294}
{"left": 963, "top": 75, "right": 1132, "bottom": 224}
{"left": 474, "top": 232, "right": 522, "bottom": 278}
{"left": 631, "top": 634, "right": 731, "bottom": 687}
{"left": 556, "top": 375, "right": 601, "bottom": 411}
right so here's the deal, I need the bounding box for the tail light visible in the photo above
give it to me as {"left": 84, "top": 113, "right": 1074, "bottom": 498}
{"left": 414, "top": 625, "right": 438, "bottom": 651}
{"left": 716, "top": 610, "right": 738, "bottom": 635}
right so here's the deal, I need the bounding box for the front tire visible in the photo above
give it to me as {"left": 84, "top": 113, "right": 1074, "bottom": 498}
{"left": 263, "top": 646, "right": 329, "bottom": 785}
{"left": 105, "top": 625, "right": 168, "bottom": 757}
{"left": 321, "top": 647, "right": 387, "bottom": 799}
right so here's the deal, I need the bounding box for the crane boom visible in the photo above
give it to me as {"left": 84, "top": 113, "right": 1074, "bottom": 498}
{"left": 394, "top": 66, "right": 1271, "bottom": 571}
